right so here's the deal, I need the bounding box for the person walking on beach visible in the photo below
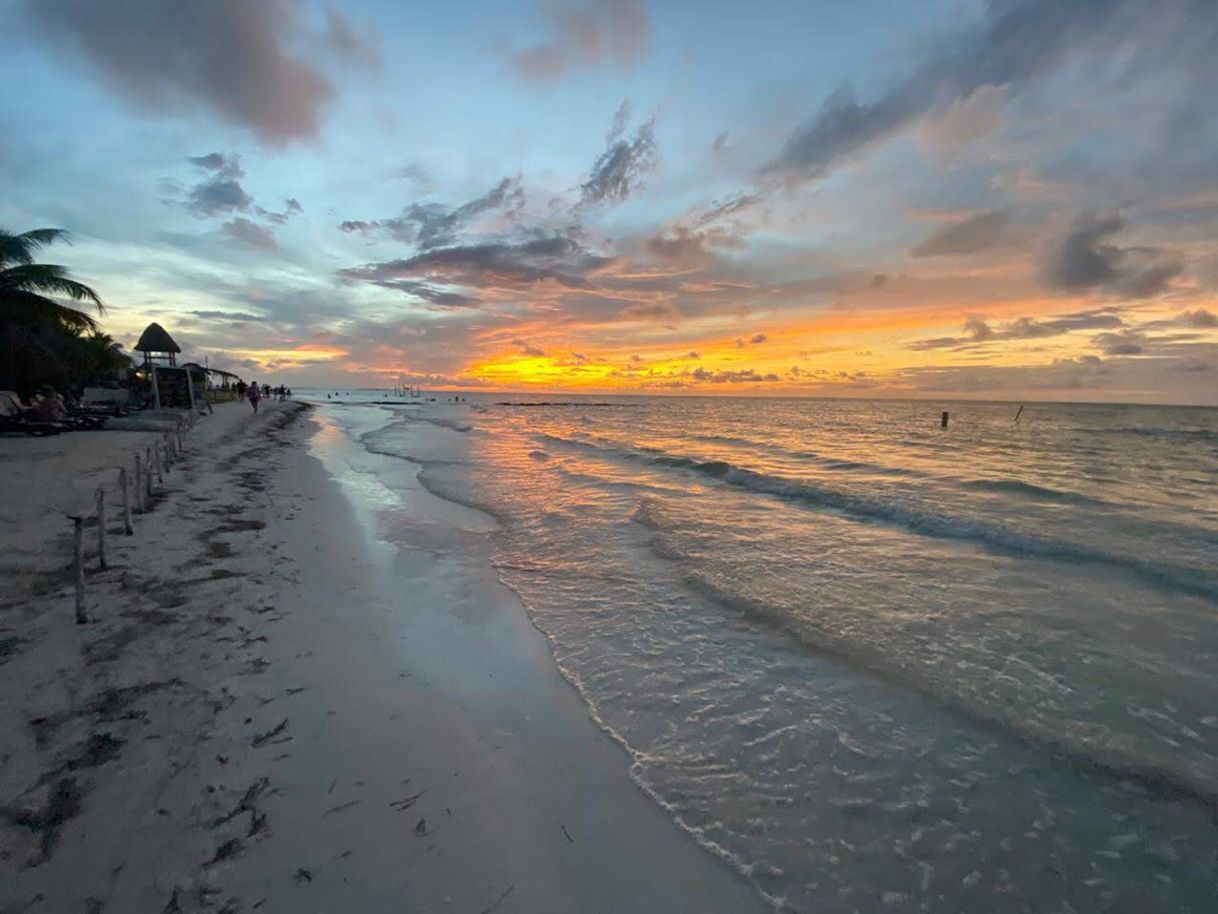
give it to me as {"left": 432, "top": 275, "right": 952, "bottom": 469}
{"left": 248, "top": 381, "right": 262, "bottom": 414}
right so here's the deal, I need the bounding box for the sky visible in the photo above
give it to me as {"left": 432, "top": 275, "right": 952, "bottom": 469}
{"left": 2, "top": 0, "right": 1217, "bottom": 403}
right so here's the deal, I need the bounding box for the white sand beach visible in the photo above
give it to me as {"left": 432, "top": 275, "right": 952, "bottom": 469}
{"left": 0, "top": 401, "right": 766, "bottom": 913}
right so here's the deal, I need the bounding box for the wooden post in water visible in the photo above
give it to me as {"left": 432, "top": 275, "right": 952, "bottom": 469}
{"left": 941, "top": 411, "right": 950, "bottom": 429}
{"left": 95, "top": 488, "right": 107, "bottom": 571}
{"left": 119, "top": 467, "right": 133, "bottom": 534}
{"left": 71, "top": 516, "right": 87, "bottom": 624}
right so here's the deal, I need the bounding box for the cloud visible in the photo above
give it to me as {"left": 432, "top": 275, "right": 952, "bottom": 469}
{"left": 322, "top": 6, "right": 381, "bottom": 71}
{"left": 906, "top": 307, "right": 1125, "bottom": 350}
{"left": 222, "top": 217, "right": 277, "bottom": 251}
{"left": 689, "top": 367, "right": 781, "bottom": 384}
{"left": 339, "top": 235, "right": 610, "bottom": 291}
{"left": 750, "top": 333, "right": 768, "bottom": 344}
{"left": 579, "top": 113, "right": 657, "bottom": 207}
{"left": 1179, "top": 308, "right": 1217, "bottom": 328}
{"left": 405, "top": 177, "right": 525, "bottom": 249}
{"left": 258, "top": 198, "right": 303, "bottom": 225}
{"left": 395, "top": 163, "right": 433, "bottom": 187}
{"left": 512, "top": 338, "right": 545, "bottom": 356}
{"left": 25, "top": 0, "right": 362, "bottom": 143}
{"left": 1094, "top": 330, "right": 1145, "bottom": 355}
{"left": 506, "top": 0, "right": 650, "bottom": 82}
{"left": 185, "top": 153, "right": 252, "bottom": 218}
{"left": 344, "top": 176, "right": 525, "bottom": 248}
{"left": 911, "top": 209, "right": 1011, "bottom": 257}
{"left": 762, "top": 0, "right": 1187, "bottom": 181}
{"left": 619, "top": 301, "right": 678, "bottom": 320}
{"left": 370, "top": 280, "right": 480, "bottom": 310}
{"left": 1043, "top": 211, "right": 1181, "bottom": 298}
{"left": 188, "top": 309, "right": 265, "bottom": 322}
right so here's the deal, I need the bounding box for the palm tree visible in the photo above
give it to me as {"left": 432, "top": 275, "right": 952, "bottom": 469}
{"left": 1, "top": 228, "right": 105, "bottom": 393}
{"left": 1, "top": 228, "right": 104, "bottom": 331}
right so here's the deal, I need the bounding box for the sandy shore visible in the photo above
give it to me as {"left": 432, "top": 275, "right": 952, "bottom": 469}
{"left": 0, "top": 401, "right": 766, "bottom": 913}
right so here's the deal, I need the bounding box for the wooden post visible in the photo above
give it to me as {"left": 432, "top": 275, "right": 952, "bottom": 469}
{"left": 95, "top": 488, "right": 107, "bottom": 571}
{"left": 163, "top": 437, "right": 172, "bottom": 473}
{"left": 119, "top": 467, "right": 133, "bottom": 534}
{"left": 941, "top": 411, "right": 950, "bottom": 429}
{"left": 134, "top": 454, "right": 143, "bottom": 512}
{"left": 72, "top": 516, "right": 87, "bottom": 624}
{"left": 147, "top": 446, "right": 156, "bottom": 493}
{"left": 177, "top": 427, "right": 184, "bottom": 453}
{"left": 151, "top": 365, "right": 161, "bottom": 410}
{"left": 154, "top": 439, "right": 163, "bottom": 482}
{"left": 185, "top": 367, "right": 196, "bottom": 420}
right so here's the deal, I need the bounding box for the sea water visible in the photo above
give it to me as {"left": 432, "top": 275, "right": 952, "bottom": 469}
{"left": 302, "top": 391, "right": 1218, "bottom": 913}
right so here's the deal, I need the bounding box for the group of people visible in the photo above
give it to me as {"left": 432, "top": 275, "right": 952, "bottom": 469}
{"left": 234, "top": 380, "right": 291, "bottom": 413}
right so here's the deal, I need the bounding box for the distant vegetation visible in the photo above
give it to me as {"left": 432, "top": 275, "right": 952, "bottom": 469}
{"left": 0, "top": 228, "right": 131, "bottom": 396}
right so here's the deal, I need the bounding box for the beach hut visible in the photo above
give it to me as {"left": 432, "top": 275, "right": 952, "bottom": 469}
{"left": 134, "top": 322, "right": 181, "bottom": 367}
{"left": 134, "top": 323, "right": 182, "bottom": 409}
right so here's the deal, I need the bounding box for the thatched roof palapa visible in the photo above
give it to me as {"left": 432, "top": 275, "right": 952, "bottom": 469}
{"left": 135, "top": 322, "right": 181, "bottom": 354}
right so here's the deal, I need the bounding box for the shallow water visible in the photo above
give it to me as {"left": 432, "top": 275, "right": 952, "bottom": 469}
{"left": 301, "top": 391, "right": 1218, "bottom": 913}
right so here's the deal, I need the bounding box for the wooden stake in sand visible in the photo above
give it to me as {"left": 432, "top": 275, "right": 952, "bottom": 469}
{"left": 119, "top": 467, "right": 133, "bottom": 534}
{"left": 71, "top": 516, "right": 87, "bottom": 624}
{"left": 95, "top": 488, "right": 107, "bottom": 571}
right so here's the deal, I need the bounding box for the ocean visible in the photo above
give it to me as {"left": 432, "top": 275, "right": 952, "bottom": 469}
{"left": 300, "top": 390, "right": 1218, "bottom": 913}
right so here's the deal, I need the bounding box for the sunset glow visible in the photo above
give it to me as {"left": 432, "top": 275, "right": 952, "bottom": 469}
{"left": 3, "top": 0, "right": 1216, "bottom": 402}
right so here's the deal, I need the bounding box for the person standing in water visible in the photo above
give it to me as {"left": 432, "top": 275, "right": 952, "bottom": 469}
{"left": 248, "top": 381, "right": 262, "bottom": 413}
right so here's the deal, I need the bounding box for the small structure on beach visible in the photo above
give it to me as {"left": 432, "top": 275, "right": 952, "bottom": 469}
{"left": 134, "top": 323, "right": 181, "bottom": 368}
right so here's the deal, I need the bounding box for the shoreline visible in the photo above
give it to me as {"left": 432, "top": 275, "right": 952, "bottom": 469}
{"left": 1, "top": 400, "right": 767, "bottom": 912}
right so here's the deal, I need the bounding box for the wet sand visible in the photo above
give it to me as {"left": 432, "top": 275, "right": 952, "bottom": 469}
{"left": 0, "top": 400, "right": 765, "bottom": 912}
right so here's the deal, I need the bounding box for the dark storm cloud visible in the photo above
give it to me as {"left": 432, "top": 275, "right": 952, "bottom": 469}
{"left": 506, "top": 0, "right": 650, "bottom": 82}
{"left": 23, "top": 0, "right": 364, "bottom": 143}
{"left": 762, "top": 0, "right": 1204, "bottom": 181}
{"left": 579, "top": 115, "right": 657, "bottom": 207}
{"left": 1043, "top": 212, "right": 1181, "bottom": 298}
{"left": 185, "top": 153, "right": 252, "bottom": 218}
{"left": 911, "top": 209, "right": 1012, "bottom": 257}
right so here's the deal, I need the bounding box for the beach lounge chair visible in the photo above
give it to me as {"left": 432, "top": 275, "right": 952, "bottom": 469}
{"left": 0, "top": 391, "right": 62, "bottom": 436}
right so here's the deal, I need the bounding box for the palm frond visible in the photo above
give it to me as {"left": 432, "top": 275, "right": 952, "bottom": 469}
{"left": 0, "top": 228, "right": 71, "bottom": 269}
{"left": 0, "top": 288, "right": 100, "bottom": 333}
{"left": 0, "top": 263, "right": 104, "bottom": 312}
